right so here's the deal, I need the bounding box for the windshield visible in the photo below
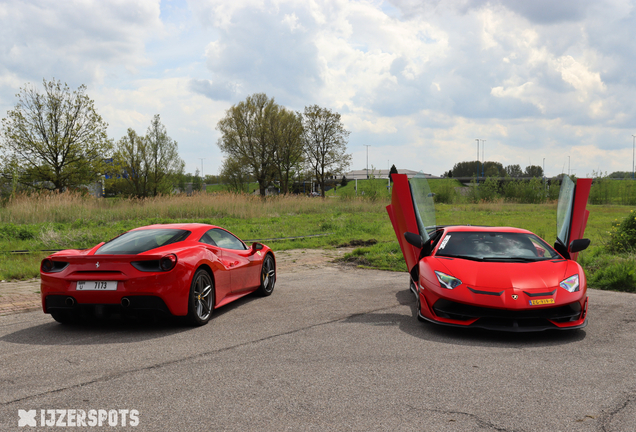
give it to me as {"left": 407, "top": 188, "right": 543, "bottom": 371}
{"left": 96, "top": 229, "right": 191, "bottom": 255}
{"left": 435, "top": 231, "right": 561, "bottom": 262}
{"left": 409, "top": 174, "right": 436, "bottom": 242}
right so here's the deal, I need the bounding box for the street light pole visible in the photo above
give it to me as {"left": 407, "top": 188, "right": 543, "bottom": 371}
{"left": 475, "top": 139, "right": 480, "bottom": 178}
{"left": 632, "top": 135, "right": 635, "bottom": 180}
{"left": 481, "top": 140, "right": 486, "bottom": 177}
{"left": 364, "top": 145, "right": 371, "bottom": 179}
{"left": 199, "top": 158, "right": 205, "bottom": 179}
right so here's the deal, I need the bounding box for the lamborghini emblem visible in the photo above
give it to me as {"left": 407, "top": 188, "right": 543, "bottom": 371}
{"left": 511, "top": 294, "right": 518, "bottom": 300}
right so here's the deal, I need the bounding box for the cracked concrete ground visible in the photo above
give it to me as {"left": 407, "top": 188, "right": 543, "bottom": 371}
{"left": 1, "top": 252, "right": 636, "bottom": 431}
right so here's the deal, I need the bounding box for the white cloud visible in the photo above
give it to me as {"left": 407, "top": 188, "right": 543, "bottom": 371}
{"left": 1, "top": 0, "right": 636, "bottom": 177}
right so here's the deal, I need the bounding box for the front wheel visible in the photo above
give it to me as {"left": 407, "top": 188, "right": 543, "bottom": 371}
{"left": 187, "top": 269, "right": 215, "bottom": 326}
{"left": 256, "top": 254, "right": 276, "bottom": 296}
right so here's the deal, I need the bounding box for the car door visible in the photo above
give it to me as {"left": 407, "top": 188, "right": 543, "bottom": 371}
{"left": 555, "top": 176, "right": 592, "bottom": 261}
{"left": 386, "top": 173, "right": 436, "bottom": 273}
{"left": 205, "top": 228, "right": 255, "bottom": 293}
{"left": 199, "top": 231, "right": 233, "bottom": 304}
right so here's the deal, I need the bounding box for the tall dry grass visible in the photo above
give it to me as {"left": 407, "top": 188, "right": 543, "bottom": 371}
{"left": 0, "top": 191, "right": 390, "bottom": 224}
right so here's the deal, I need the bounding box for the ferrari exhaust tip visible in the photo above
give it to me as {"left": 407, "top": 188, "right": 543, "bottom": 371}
{"left": 121, "top": 297, "right": 131, "bottom": 308}
{"left": 65, "top": 297, "right": 75, "bottom": 307}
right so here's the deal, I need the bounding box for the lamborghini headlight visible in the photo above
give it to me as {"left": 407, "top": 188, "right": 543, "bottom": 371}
{"left": 435, "top": 271, "right": 462, "bottom": 290}
{"left": 560, "top": 274, "right": 580, "bottom": 293}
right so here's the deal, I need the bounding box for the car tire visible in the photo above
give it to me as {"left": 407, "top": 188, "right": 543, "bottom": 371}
{"left": 256, "top": 254, "right": 276, "bottom": 297}
{"left": 187, "top": 269, "right": 215, "bottom": 326}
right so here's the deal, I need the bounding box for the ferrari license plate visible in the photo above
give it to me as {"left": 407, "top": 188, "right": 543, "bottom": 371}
{"left": 76, "top": 281, "right": 118, "bottom": 291}
{"left": 529, "top": 298, "right": 555, "bottom": 306}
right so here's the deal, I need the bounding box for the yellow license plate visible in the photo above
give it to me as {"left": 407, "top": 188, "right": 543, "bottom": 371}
{"left": 529, "top": 298, "right": 555, "bottom": 306}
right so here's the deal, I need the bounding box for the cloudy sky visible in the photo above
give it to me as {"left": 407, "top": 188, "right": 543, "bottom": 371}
{"left": 1, "top": 0, "right": 636, "bottom": 177}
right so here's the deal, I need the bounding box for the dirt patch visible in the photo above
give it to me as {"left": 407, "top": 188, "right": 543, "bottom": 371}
{"left": 337, "top": 239, "right": 378, "bottom": 248}
{"left": 274, "top": 248, "right": 355, "bottom": 273}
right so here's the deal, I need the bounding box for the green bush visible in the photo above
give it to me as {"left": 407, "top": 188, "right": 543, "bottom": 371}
{"left": 588, "top": 258, "right": 636, "bottom": 292}
{"left": 0, "top": 223, "right": 36, "bottom": 240}
{"left": 433, "top": 180, "right": 458, "bottom": 204}
{"left": 502, "top": 178, "right": 547, "bottom": 204}
{"left": 607, "top": 210, "right": 636, "bottom": 253}
{"left": 480, "top": 177, "right": 500, "bottom": 202}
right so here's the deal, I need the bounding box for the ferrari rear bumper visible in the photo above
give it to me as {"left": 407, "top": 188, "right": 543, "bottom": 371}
{"left": 45, "top": 295, "right": 172, "bottom": 317}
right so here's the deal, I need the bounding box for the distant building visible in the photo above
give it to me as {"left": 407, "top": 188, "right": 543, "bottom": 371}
{"left": 344, "top": 169, "right": 438, "bottom": 180}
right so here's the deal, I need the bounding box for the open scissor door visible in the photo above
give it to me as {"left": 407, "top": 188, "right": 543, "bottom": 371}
{"left": 555, "top": 176, "right": 592, "bottom": 261}
{"left": 386, "top": 173, "right": 436, "bottom": 272}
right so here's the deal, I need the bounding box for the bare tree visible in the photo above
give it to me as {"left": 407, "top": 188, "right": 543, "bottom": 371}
{"left": 217, "top": 93, "right": 278, "bottom": 196}
{"left": 302, "top": 105, "right": 351, "bottom": 197}
{"left": 0, "top": 79, "right": 111, "bottom": 192}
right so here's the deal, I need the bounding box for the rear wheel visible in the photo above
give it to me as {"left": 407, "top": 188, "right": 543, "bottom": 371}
{"left": 187, "top": 269, "right": 214, "bottom": 326}
{"left": 257, "top": 254, "right": 276, "bottom": 296}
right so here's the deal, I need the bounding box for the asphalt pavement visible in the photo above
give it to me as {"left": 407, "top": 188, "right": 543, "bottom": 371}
{"left": 1, "top": 259, "right": 636, "bottom": 431}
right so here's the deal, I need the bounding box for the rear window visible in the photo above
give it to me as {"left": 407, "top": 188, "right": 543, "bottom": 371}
{"left": 95, "top": 229, "right": 191, "bottom": 255}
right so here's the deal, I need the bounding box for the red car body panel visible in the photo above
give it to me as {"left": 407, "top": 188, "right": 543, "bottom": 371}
{"left": 40, "top": 223, "right": 275, "bottom": 318}
{"left": 387, "top": 174, "right": 592, "bottom": 332}
{"left": 387, "top": 174, "right": 422, "bottom": 272}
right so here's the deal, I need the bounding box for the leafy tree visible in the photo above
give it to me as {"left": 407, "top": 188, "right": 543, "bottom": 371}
{"left": 146, "top": 114, "right": 185, "bottom": 196}
{"left": 0, "top": 79, "right": 112, "bottom": 192}
{"left": 389, "top": 164, "right": 398, "bottom": 182}
{"left": 111, "top": 116, "right": 184, "bottom": 197}
{"left": 505, "top": 164, "right": 523, "bottom": 178}
{"left": 524, "top": 165, "right": 544, "bottom": 178}
{"left": 451, "top": 161, "right": 481, "bottom": 177}
{"left": 110, "top": 128, "right": 149, "bottom": 197}
{"left": 269, "top": 107, "right": 304, "bottom": 194}
{"left": 203, "top": 174, "right": 219, "bottom": 184}
{"left": 220, "top": 155, "right": 252, "bottom": 193}
{"left": 302, "top": 105, "right": 352, "bottom": 198}
{"left": 217, "top": 94, "right": 278, "bottom": 196}
{"left": 608, "top": 171, "right": 633, "bottom": 179}
{"left": 452, "top": 161, "right": 503, "bottom": 178}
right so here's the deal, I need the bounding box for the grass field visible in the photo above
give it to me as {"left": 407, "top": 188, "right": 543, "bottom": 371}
{"left": 0, "top": 191, "right": 634, "bottom": 291}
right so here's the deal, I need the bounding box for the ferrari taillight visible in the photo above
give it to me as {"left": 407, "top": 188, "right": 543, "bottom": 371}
{"left": 159, "top": 254, "right": 177, "bottom": 271}
{"left": 41, "top": 259, "right": 69, "bottom": 273}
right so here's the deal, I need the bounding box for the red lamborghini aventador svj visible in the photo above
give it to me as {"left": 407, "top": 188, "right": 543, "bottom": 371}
{"left": 40, "top": 224, "right": 276, "bottom": 326}
{"left": 387, "top": 174, "right": 591, "bottom": 332}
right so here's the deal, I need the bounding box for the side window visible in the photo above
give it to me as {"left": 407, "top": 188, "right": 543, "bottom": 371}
{"left": 199, "top": 232, "right": 217, "bottom": 246}
{"left": 206, "top": 229, "right": 246, "bottom": 250}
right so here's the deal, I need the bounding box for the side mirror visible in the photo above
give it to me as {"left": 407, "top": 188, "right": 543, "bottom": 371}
{"left": 404, "top": 232, "right": 424, "bottom": 249}
{"left": 569, "top": 238, "right": 590, "bottom": 254}
{"left": 252, "top": 242, "right": 264, "bottom": 251}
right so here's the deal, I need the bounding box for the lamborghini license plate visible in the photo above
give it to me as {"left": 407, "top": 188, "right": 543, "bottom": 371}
{"left": 76, "top": 281, "right": 118, "bottom": 291}
{"left": 529, "top": 298, "right": 555, "bottom": 306}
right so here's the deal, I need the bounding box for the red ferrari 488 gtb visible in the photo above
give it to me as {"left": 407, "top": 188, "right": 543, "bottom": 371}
{"left": 387, "top": 174, "right": 591, "bottom": 332}
{"left": 40, "top": 224, "right": 276, "bottom": 326}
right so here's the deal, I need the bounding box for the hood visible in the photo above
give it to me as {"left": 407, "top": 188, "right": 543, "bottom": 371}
{"left": 436, "top": 258, "right": 571, "bottom": 290}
